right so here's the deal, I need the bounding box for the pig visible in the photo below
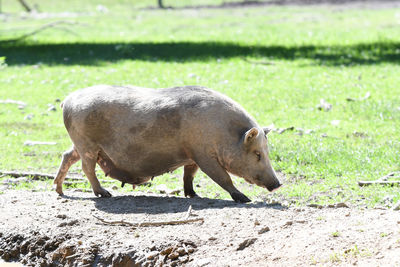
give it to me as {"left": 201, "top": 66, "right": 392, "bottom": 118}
{"left": 53, "top": 85, "right": 281, "bottom": 203}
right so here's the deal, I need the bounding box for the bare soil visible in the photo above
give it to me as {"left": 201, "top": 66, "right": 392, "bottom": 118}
{"left": 1, "top": 190, "right": 400, "bottom": 266}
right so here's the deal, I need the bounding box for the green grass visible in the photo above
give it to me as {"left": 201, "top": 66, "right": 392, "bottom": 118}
{"left": 0, "top": 0, "right": 399, "bottom": 207}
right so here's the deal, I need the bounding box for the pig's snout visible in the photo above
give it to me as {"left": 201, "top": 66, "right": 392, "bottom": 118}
{"left": 262, "top": 171, "right": 282, "bottom": 192}
{"left": 266, "top": 181, "right": 282, "bottom": 192}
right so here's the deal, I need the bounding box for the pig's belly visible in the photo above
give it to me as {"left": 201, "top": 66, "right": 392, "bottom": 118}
{"left": 98, "top": 143, "right": 193, "bottom": 184}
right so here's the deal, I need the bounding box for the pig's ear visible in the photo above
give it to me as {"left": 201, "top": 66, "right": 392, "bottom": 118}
{"left": 263, "top": 127, "right": 273, "bottom": 135}
{"left": 244, "top": 127, "right": 259, "bottom": 145}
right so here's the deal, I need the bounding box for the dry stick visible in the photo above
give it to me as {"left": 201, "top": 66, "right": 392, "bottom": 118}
{"left": 2, "top": 20, "right": 82, "bottom": 43}
{"left": 0, "top": 170, "right": 117, "bottom": 186}
{"left": 0, "top": 170, "right": 82, "bottom": 180}
{"left": 241, "top": 57, "right": 275, "bottom": 65}
{"left": 379, "top": 171, "right": 400, "bottom": 181}
{"left": 17, "top": 0, "right": 34, "bottom": 12}
{"left": 92, "top": 214, "right": 204, "bottom": 228}
{"left": 184, "top": 205, "right": 193, "bottom": 220}
{"left": 358, "top": 172, "right": 400, "bottom": 186}
{"left": 358, "top": 180, "right": 400, "bottom": 187}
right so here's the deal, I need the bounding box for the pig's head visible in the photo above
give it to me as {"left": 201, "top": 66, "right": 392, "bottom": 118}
{"left": 227, "top": 127, "right": 281, "bottom": 192}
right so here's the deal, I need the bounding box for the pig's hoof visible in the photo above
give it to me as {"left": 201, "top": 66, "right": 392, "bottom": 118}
{"left": 231, "top": 192, "right": 251, "bottom": 203}
{"left": 54, "top": 185, "right": 64, "bottom": 196}
{"left": 184, "top": 189, "right": 199, "bottom": 198}
{"left": 94, "top": 188, "right": 112, "bottom": 198}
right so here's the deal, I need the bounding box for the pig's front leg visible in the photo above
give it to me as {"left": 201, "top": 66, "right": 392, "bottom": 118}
{"left": 183, "top": 164, "right": 199, "bottom": 198}
{"left": 194, "top": 155, "right": 251, "bottom": 203}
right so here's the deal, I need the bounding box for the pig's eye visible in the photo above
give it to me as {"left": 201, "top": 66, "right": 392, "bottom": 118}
{"left": 255, "top": 151, "right": 261, "bottom": 161}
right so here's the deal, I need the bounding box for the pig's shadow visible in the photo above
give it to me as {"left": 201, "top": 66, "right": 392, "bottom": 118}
{"left": 63, "top": 193, "right": 286, "bottom": 214}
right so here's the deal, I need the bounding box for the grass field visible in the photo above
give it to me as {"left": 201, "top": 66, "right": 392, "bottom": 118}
{"left": 0, "top": 0, "right": 399, "bottom": 207}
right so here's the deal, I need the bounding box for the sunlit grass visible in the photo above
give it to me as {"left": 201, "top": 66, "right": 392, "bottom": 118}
{"left": 0, "top": 1, "right": 399, "bottom": 207}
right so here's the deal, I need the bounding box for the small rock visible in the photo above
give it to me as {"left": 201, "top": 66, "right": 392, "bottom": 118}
{"left": 24, "top": 114, "right": 34, "bottom": 120}
{"left": 236, "top": 238, "right": 257, "bottom": 251}
{"left": 160, "top": 246, "right": 174, "bottom": 256}
{"left": 156, "top": 184, "right": 169, "bottom": 194}
{"left": 47, "top": 104, "right": 56, "bottom": 112}
{"left": 96, "top": 4, "right": 109, "bottom": 13}
{"left": 392, "top": 202, "right": 400, "bottom": 211}
{"left": 176, "top": 247, "right": 186, "bottom": 256}
{"left": 283, "top": 221, "right": 293, "bottom": 227}
{"left": 317, "top": 99, "right": 332, "bottom": 111}
{"left": 192, "top": 258, "right": 211, "bottom": 267}
{"left": 169, "top": 189, "right": 181, "bottom": 195}
{"left": 146, "top": 251, "right": 159, "bottom": 260}
{"left": 335, "top": 202, "right": 349, "bottom": 208}
{"left": 58, "top": 222, "right": 68, "bottom": 227}
{"left": 179, "top": 255, "right": 189, "bottom": 263}
{"left": 67, "top": 219, "right": 79, "bottom": 226}
{"left": 352, "top": 131, "right": 368, "bottom": 138}
{"left": 295, "top": 128, "right": 314, "bottom": 136}
{"left": 168, "top": 252, "right": 180, "bottom": 260}
{"left": 155, "top": 184, "right": 180, "bottom": 195}
{"left": 254, "top": 219, "right": 260, "bottom": 226}
{"left": 308, "top": 204, "right": 323, "bottom": 209}
{"left": 208, "top": 236, "right": 217, "bottom": 241}
{"left": 258, "top": 226, "right": 270, "bottom": 234}
{"left": 331, "top": 120, "right": 340, "bottom": 126}
{"left": 56, "top": 214, "right": 67, "bottom": 219}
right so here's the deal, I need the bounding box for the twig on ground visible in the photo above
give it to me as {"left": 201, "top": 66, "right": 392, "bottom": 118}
{"left": 0, "top": 99, "right": 27, "bottom": 106}
{"left": 379, "top": 171, "right": 400, "bottom": 181}
{"left": 358, "top": 180, "right": 400, "bottom": 186}
{"left": 358, "top": 172, "right": 400, "bottom": 186}
{"left": 17, "top": 0, "right": 35, "bottom": 12}
{"left": 276, "top": 126, "right": 295, "bottom": 134}
{"left": 24, "top": 140, "right": 57, "bottom": 146}
{"left": 0, "top": 170, "right": 83, "bottom": 180}
{"left": 241, "top": 57, "right": 275, "bottom": 65}
{"left": 346, "top": 92, "right": 371, "bottom": 102}
{"left": 1, "top": 20, "right": 83, "bottom": 43}
{"left": 92, "top": 214, "right": 204, "bottom": 228}
{"left": 184, "top": 205, "right": 193, "bottom": 220}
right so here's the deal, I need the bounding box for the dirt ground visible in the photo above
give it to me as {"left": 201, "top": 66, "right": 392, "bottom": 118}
{"left": 0, "top": 190, "right": 399, "bottom": 266}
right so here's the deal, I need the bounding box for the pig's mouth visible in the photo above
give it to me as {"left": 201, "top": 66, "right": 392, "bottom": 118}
{"left": 241, "top": 175, "right": 282, "bottom": 192}
{"left": 252, "top": 175, "right": 282, "bottom": 192}
{"left": 266, "top": 183, "right": 282, "bottom": 192}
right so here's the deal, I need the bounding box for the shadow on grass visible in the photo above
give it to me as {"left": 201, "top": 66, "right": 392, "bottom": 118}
{"left": 62, "top": 193, "right": 286, "bottom": 214}
{"left": 1, "top": 41, "right": 399, "bottom": 66}
{"left": 145, "top": 0, "right": 392, "bottom": 10}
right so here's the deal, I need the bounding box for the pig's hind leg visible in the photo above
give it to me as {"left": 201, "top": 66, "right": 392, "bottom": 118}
{"left": 183, "top": 164, "right": 199, "bottom": 198}
{"left": 81, "top": 152, "right": 112, "bottom": 198}
{"left": 53, "top": 146, "right": 80, "bottom": 195}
